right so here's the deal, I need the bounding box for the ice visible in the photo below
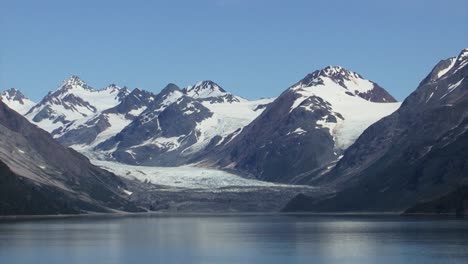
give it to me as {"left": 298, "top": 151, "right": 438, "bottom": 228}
{"left": 92, "top": 160, "right": 292, "bottom": 189}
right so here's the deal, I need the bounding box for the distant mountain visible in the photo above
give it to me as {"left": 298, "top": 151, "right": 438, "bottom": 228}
{"left": 55, "top": 88, "right": 156, "bottom": 150}
{"left": 0, "top": 88, "right": 36, "bottom": 115}
{"left": 284, "top": 48, "right": 468, "bottom": 213}
{"left": 96, "top": 81, "right": 273, "bottom": 165}
{"left": 0, "top": 100, "right": 141, "bottom": 215}
{"left": 201, "top": 66, "right": 399, "bottom": 183}
{"left": 25, "top": 75, "right": 129, "bottom": 135}
{"left": 183, "top": 80, "right": 242, "bottom": 103}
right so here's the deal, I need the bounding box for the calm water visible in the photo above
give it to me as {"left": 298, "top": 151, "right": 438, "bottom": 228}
{"left": 0, "top": 214, "right": 467, "bottom": 264}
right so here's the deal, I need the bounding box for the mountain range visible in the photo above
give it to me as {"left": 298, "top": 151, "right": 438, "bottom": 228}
{"left": 1, "top": 48, "right": 466, "bottom": 215}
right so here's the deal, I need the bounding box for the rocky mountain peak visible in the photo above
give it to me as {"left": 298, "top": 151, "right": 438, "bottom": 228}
{"left": 458, "top": 48, "right": 468, "bottom": 60}
{"left": 1, "top": 88, "right": 36, "bottom": 115}
{"left": 1, "top": 88, "right": 28, "bottom": 103}
{"left": 292, "top": 66, "right": 397, "bottom": 103}
{"left": 104, "top": 83, "right": 120, "bottom": 90}
{"left": 295, "top": 66, "right": 365, "bottom": 88}
{"left": 59, "top": 75, "right": 92, "bottom": 91}
{"left": 184, "top": 80, "right": 227, "bottom": 98}
{"left": 160, "top": 83, "right": 182, "bottom": 94}
{"left": 421, "top": 48, "right": 468, "bottom": 85}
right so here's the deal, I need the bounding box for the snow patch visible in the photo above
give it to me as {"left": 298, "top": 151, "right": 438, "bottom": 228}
{"left": 287, "top": 127, "right": 307, "bottom": 136}
{"left": 436, "top": 58, "right": 457, "bottom": 79}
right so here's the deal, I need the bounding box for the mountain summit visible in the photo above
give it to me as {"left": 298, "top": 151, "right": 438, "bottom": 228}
{"left": 56, "top": 75, "right": 94, "bottom": 92}
{"left": 295, "top": 66, "right": 397, "bottom": 102}
{"left": 184, "top": 81, "right": 242, "bottom": 103}
{"left": 0, "top": 88, "right": 36, "bottom": 115}
{"left": 185, "top": 80, "right": 227, "bottom": 98}
{"left": 26, "top": 76, "right": 129, "bottom": 134}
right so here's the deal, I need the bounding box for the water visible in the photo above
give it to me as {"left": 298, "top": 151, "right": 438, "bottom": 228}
{"left": 1, "top": 214, "right": 467, "bottom": 264}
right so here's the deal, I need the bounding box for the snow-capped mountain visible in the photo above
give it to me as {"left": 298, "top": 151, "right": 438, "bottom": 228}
{"left": 202, "top": 66, "right": 400, "bottom": 183}
{"left": 0, "top": 88, "right": 36, "bottom": 115}
{"left": 96, "top": 81, "right": 274, "bottom": 165}
{"left": 55, "top": 88, "right": 156, "bottom": 149}
{"left": 0, "top": 99, "right": 141, "bottom": 215}
{"left": 26, "top": 75, "right": 129, "bottom": 135}
{"left": 285, "top": 48, "right": 468, "bottom": 213}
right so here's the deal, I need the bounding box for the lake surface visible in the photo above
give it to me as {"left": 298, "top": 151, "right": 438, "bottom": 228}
{"left": 1, "top": 214, "right": 467, "bottom": 264}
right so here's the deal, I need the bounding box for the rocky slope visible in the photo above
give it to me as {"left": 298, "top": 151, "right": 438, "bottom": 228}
{"left": 0, "top": 100, "right": 141, "bottom": 215}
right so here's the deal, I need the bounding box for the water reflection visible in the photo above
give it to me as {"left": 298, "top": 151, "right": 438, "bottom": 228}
{"left": 0, "top": 215, "right": 467, "bottom": 264}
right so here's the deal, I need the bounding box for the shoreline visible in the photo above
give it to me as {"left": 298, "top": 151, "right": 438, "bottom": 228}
{"left": 1, "top": 211, "right": 464, "bottom": 222}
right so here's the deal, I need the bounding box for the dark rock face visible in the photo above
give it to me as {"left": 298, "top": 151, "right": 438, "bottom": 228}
{"left": 284, "top": 49, "right": 468, "bottom": 213}
{"left": 0, "top": 100, "right": 142, "bottom": 215}
{"left": 404, "top": 185, "right": 468, "bottom": 216}
{"left": 209, "top": 91, "right": 338, "bottom": 182}
{"left": 203, "top": 66, "right": 397, "bottom": 183}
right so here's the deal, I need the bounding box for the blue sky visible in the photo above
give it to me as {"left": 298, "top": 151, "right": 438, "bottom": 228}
{"left": 1, "top": 0, "right": 467, "bottom": 101}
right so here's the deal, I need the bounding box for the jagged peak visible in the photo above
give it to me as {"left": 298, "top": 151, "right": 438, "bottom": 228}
{"left": 300, "top": 66, "right": 365, "bottom": 85}
{"left": 293, "top": 66, "right": 365, "bottom": 90}
{"left": 185, "top": 80, "right": 228, "bottom": 99}
{"left": 161, "top": 83, "right": 182, "bottom": 94}
{"left": 56, "top": 75, "right": 93, "bottom": 92}
{"left": 188, "top": 80, "right": 226, "bottom": 92}
{"left": 1, "top": 88, "right": 27, "bottom": 100}
{"left": 128, "top": 87, "right": 154, "bottom": 98}
{"left": 104, "top": 83, "right": 120, "bottom": 90}
{"left": 291, "top": 66, "right": 396, "bottom": 103}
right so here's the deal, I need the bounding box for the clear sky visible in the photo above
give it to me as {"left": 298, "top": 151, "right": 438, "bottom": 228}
{"left": 1, "top": 0, "right": 467, "bottom": 101}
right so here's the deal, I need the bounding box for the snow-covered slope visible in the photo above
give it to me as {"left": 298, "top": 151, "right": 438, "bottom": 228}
{"left": 0, "top": 88, "right": 36, "bottom": 115}
{"left": 205, "top": 66, "right": 400, "bottom": 183}
{"left": 56, "top": 88, "right": 156, "bottom": 149}
{"left": 26, "top": 76, "right": 129, "bottom": 134}
{"left": 182, "top": 96, "right": 274, "bottom": 154}
{"left": 288, "top": 72, "right": 400, "bottom": 149}
{"left": 96, "top": 81, "right": 274, "bottom": 165}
